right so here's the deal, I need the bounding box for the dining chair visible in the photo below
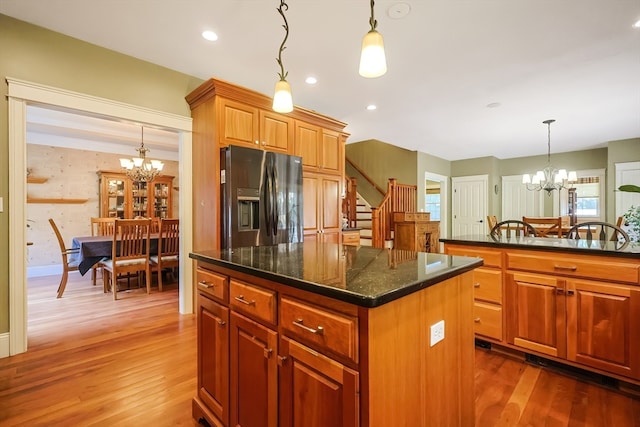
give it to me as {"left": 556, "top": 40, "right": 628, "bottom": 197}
{"left": 150, "top": 218, "right": 179, "bottom": 292}
{"left": 90, "top": 217, "right": 116, "bottom": 285}
{"left": 522, "top": 216, "right": 563, "bottom": 238}
{"left": 490, "top": 220, "right": 538, "bottom": 240}
{"left": 100, "top": 218, "right": 152, "bottom": 300}
{"left": 486, "top": 215, "right": 498, "bottom": 234}
{"left": 49, "top": 218, "right": 80, "bottom": 298}
{"left": 566, "top": 221, "right": 630, "bottom": 249}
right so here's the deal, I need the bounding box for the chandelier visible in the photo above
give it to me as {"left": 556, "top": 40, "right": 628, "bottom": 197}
{"left": 522, "top": 119, "right": 577, "bottom": 196}
{"left": 119, "top": 127, "right": 164, "bottom": 182}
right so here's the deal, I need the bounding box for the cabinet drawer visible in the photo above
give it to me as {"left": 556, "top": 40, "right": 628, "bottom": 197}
{"left": 342, "top": 231, "right": 360, "bottom": 245}
{"left": 473, "top": 268, "right": 502, "bottom": 304}
{"left": 445, "top": 245, "right": 503, "bottom": 268}
{"left": 473, "top": 302, "right": 502, "bottom": 341}
{"left": 196, "top": 268, "right": 228, "bottom": 303}
{"left": 506, "top": 252, "right": 640, "bottom": 284}
{"left": 229, "top": 280, "right": 277, "bottom": 324}
{"left": 280, "top": 296, "right": 358, "bottom": 363}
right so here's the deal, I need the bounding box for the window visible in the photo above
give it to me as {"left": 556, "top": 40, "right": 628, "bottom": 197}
{"left": 425, "top": 189, "right": 440, "bottom": 220}
{"left": 564, "top": 170, "right": 605, "bottom": 221}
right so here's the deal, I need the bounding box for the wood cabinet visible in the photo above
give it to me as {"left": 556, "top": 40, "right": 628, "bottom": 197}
{"left": 303, "top": 173, "right": 342, "bottom": 243}
{"left": 192, "top": 257, "right": 475, "bottom": 426}
{"left": 217, "top": 98, "right": 293, "bottom": 154}
{"left": 393, "top": 212, "right": 440, "bottom": 253}
{"left": 98, "top": 171, "right": 173, "bottom": 219}
{"left": 445, "top": 245, "right": 504, "bottom": 341}
{"left": 342, "top": 229, "right": 361, "bottom": 246}
{"left": 186, "top": 78, "right": 348, "bottom": 251}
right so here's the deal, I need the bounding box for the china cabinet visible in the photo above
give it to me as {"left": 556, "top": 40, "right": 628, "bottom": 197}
{"left": 98, "top": 171, "right": 173, "bottom": 219}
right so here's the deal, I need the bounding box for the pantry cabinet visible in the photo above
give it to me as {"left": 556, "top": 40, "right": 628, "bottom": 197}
{"left": 302, "top": 173, "right": 342, "bottom": 243}
{"left": 97, "top": 171, "right": 173, "bottom": 219}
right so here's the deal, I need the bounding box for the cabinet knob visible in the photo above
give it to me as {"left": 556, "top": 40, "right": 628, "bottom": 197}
{"left": 473, "top": 283, "right": 480, "bottom": 288}
{"left": 216, "top": 319, "right": 226, "bottom": 327}
{"left": 555, "top": 288, "right": 565, "bottom": 295}
{"left": 277, "top": 355, "right": 288, "bottom": 366}
{"left": 254, "top": 140, "right": 260, "bottom": 145}
{"left": 474, "top": 318, "right": 481, "bottom": 323}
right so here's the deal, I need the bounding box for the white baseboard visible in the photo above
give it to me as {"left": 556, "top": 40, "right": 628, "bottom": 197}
{"left": 0, "top": 333, "right": 9, "bottom": 358}
{"left": 27, "top": 264, "right": 62, "bottom": 278}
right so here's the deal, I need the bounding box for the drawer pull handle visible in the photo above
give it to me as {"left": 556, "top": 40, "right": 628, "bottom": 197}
{"left": 198, "top": 281, "right": 214, "bottom": 289}
{"left": 473, "top": 283, "right": 480, "bottom": 288}
{"left": 234, "top": 295, "right": 256, "bottom": 306}
{"left": 553, "top": 265, "right": 577, "bottom": 272}
{"left": 474, "top": 317, "right": 481, "bottom": 323}
{"left": 293, "top": 319, "right": 324, "bottom": 335}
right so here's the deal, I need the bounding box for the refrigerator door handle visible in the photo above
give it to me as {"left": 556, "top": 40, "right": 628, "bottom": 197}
{"left": 272, "top": 165, "right": 278, "bottom": 236}
{"left": 264, "top": 162, "right": 273, "bottom": 237}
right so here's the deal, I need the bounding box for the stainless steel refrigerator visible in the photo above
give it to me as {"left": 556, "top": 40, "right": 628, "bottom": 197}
{"left": 220, "top": 145, "right": 303, "bottom": 248}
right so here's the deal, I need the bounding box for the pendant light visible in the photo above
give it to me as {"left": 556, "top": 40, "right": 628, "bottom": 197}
{"left": 522, "top": 119, "right": 577, "bottom": 195}
{"left": 272, "top": 0, "right": 293, "bottom": 113}
{"left": 359, "top": 0, "right": 387, "bottom": 78}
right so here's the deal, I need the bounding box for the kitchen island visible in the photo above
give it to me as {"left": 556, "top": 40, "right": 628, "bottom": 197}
{"left": 189, "top": 242, "right": 482, "bottom": 427}
{"left": 442, "top": 234, "right": 640, "bottom": 386}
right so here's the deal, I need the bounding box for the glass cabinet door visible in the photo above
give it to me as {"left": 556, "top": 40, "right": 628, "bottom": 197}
{"left": 107, "top": 178, "right": 126, "bottom": 218}
{"left": 152, "top": 181, "right": 170, "bottom": 218}
{"left": 131, "top": 181, "right": 148, "bottom": 218}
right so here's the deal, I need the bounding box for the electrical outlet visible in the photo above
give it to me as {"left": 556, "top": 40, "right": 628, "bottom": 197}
{"left": 430, "top": 320, "right": 445, "bottom": 347}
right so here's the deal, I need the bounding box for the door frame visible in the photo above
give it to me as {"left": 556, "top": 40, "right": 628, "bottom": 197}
{"left": 6, "top": 77, "right": 193, "bottom": 356}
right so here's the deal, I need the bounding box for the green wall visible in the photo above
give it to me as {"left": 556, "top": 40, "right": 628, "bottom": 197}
{"left": 0, "top": 14, "right": 203, "bottom": 334}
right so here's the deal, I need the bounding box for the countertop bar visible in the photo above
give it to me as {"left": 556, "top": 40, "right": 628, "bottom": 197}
{"left": 440, "top": 234, "right": 640, "bottom": 258}
{"left": 189, "top": 242, "right": 482, "bottom": 307}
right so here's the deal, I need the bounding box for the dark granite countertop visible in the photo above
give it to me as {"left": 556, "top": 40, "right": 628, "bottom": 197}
{"left": 189, "top": 242, "right": 482, "bottom": 308}
{"left": 440, "top": 234, "right": 640, "bottom": 259}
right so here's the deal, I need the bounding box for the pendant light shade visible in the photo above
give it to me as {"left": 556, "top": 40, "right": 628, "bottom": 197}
{"left": 359, "top": 30, "right": 387, "bottom": 78}
{"left": 272, "top": 79, "right": 293, "bottom": 113}
{"left": 359, "top": 0, "right": 387, "bottom": 78}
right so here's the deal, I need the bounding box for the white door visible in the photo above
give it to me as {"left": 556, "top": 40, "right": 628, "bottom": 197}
{"left": 502, "top": 175, "right": 544, "bottom": 221}
{"left": 452, "top": 175, "right": 487, "bottom": 237}
{"left": 616, "top": 162, "right": 640, "bottom": 218}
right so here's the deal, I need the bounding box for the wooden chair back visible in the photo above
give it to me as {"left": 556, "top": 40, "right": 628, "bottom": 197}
{"left": 522, "top": 216, "right": 563, "bottom": 238}
{"left": 567, "top": 221, "right": 630, "bottom": 249}
{"left": 490, "top": 220, "right": 538, "bottom": 240}
{"left": 91, "top": 217, "right": 116, "bottom": 236}
{"left": 150, "top": 218, "right": 180, "bottom": 292}
{"left": 101, "top": 219, "right": 152, "bottom": 300}
{"left": 48, "top": 218, "right": 80, "bottom": 298}
{"left": 486, "top": 215, "right": 498, "bottom": 233}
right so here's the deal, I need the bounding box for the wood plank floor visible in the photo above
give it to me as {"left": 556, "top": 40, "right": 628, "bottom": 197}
{"left": 1, "top": 273, "right": 639, "bottom": 426}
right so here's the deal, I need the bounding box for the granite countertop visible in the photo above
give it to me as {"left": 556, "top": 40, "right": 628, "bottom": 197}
{"left": 440, "top": 234, "right": 640, "bottom": 258}
{"left": 190, "top": 242, "right": 482, "bottom": 308}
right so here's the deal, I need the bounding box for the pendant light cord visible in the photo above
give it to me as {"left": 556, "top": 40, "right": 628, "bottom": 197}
{"left": 276, "top": 0, "right": 289, "bottom": 81}
{"left": 368, "top": 0, "right": 378, "bottom": 32}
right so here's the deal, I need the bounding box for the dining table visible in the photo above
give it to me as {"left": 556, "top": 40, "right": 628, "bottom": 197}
{"left": 71, "top": 234, "right": 160, "bottom": 276}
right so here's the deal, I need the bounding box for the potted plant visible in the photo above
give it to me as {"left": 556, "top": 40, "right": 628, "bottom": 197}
{"left": 618, "top": 185, "right": 640, "bottom": 242}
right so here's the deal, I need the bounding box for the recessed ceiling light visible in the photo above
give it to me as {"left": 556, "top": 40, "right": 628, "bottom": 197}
{"left": 633, "top": 19, "right": 640, "bottom": 29}
{"left": 486, "top": 102, "right": 501, "bottom": 108}
{"left": 305, "top": 76, "right": 317, "bottom": 85}
{"left": 202, "top": 30, "right": 218, "bottom": 41}
{"left": 366, "top": 104, "right": 377, "bottom": 111}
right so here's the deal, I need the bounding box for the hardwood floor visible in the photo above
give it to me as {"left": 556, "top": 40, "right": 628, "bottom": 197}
{"left": 1, "top": 273, "right": 638, "bottom": 426}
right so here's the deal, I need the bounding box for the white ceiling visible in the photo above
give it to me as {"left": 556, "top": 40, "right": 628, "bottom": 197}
{"left": 2, "top": 0, "right": 639, "bottom": 161}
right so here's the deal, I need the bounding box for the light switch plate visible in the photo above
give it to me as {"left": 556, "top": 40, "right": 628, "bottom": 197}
{"left": 430, "top": 320, "right": 445, "bottom": 347}
{"left": 0, "top": 196, "right": 3, "bottom": 212}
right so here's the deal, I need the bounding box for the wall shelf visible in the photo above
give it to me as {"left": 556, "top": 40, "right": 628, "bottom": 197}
{"left": 27, "top": 198, "right": 88, "bottom": 204}
{"left": 27, "top": 177, "right": 48, "bottom": 184}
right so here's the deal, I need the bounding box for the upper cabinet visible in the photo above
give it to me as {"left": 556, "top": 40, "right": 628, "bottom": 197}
{"left": 294, "top": 122, "right": 344, "bottom": 175}
{"left": 218, "top": 97, "right": 293, "bottom": 154}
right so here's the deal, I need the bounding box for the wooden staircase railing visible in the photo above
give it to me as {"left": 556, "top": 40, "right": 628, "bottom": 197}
{"left": 342, "top": 177, "right": 358, "bottom": 228}
{"left": 371, "top": 179, "right": 417, "bottom": 248}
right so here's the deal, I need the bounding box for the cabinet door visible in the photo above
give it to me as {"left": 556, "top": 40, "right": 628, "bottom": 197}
{"left": 100, "top": 174, "right": 129, "bottom": 218}
{"left": 566, "top": 279, "right": 640, "bottom": 380}
{"left": 279, "top": 337, "right": 359, "bottom": 427}
{"left": 150, "top": 176, "right": 173, "bottom": 218}
{"left": 320, "top": 175, "right": 342, "bottom": 237}
{"left": 302, "top": 175, "right": 320, "bottom": 240}
{"left": 219, "top": 98, "right": 259, "bottom": 148}
{"left": 260, "top": 110, "right": 293, "bottom": 154}
{"left": 295, "top": 121, "right": 320, "bottom": 170}
{"left": 320, "top": 129, "right": 342, "bottom": 174}
{"left": 131, "top": 180, "right": 149, "bottom": 218}
{"left": 197, "top": 294, "right": 230, "bottom": 425}
{"left": 230, "top": 312, "right": 278, "bottom": 427}
{"left": 505, "top": 271, "right": 566, "bottom": 358}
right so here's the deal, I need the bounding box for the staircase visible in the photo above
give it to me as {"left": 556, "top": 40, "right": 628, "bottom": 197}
{"left": 354, "top": 192, "right": 393, "bottom": 248}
